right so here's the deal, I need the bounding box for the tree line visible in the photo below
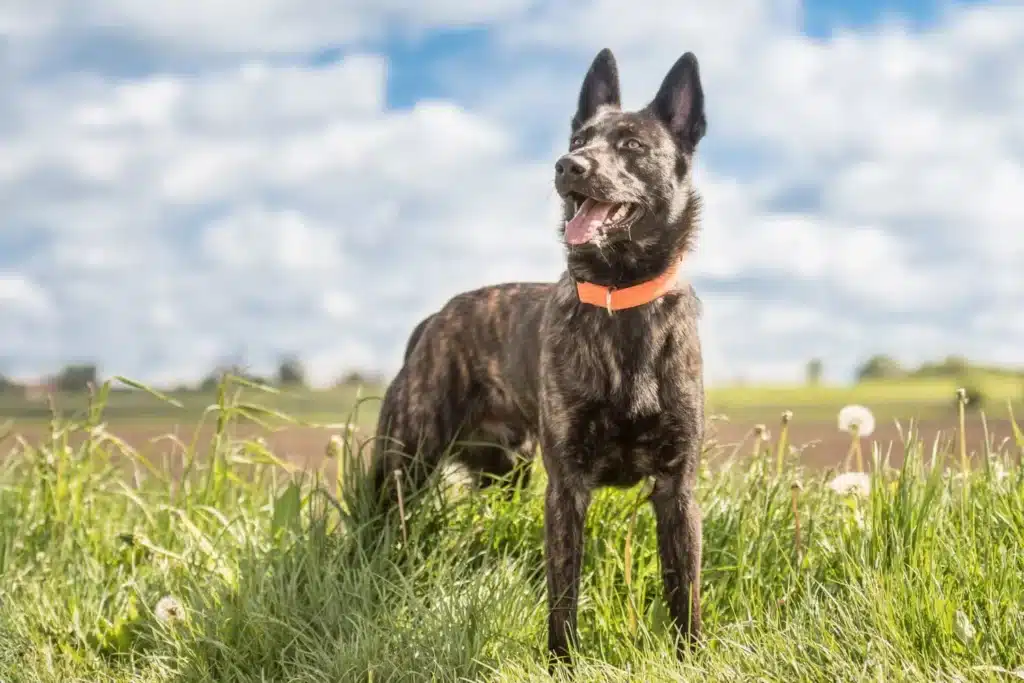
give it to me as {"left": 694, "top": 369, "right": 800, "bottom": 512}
{"left": 0, "top": 356, "right": 383, "bottom": 394}
{"left": 803, "top": 354, "right": 1022, "bottom": 386}
{"left": 1, "top": 353, "right": 1019, "bottom": 395}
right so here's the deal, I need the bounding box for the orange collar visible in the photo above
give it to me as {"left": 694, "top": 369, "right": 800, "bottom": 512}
{"left": 574, "top": 260, "right": 683, "bottom": 312}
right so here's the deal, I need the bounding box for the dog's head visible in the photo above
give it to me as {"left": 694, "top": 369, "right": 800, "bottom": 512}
{"left": 554, "top": 49, "right": 706, "bottom": 284}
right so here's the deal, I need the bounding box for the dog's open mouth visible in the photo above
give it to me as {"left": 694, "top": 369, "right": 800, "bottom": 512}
{"left": 564, "top": 192, "right": 643, "bottom": 246}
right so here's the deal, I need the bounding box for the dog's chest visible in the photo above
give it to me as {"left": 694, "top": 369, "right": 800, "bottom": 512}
{"left": 568, "top": 402, "right": 685, "bottom": 488}
{"left": 558, "top": 326, "right": 690, "bottom": 487}
{"left": 564, "top": 313, "right": 670, "bottom": 413}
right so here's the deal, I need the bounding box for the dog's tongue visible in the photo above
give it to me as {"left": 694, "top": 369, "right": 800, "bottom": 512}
{"left": 565, "top": 198, "right": 616, "bottom": 245}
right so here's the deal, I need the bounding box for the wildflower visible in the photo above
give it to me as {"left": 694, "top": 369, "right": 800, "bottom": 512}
{"left": 953, "top": 609, "right": 976, "bottom": 644}
{"left": 325, "top": 434, "right": 344, "bottom": 459}
{"left": 751, "top": 424, "right": 770, "bottom": 459}
{"left": 955, "top": 387, "right": 970, "bottom": 476}
{"left": 826, "top": 471, "right": 871, "bottom": 497}
{"left": 838, "top": 404, "right": 874, "bottom": 472}
{"left": 154, "top": 595, "right": 185, "bottom": 624}
{"left": 776, "top": 411, "right": 793, "bottom": 476}
{"left": 838, "top": 404, "right": 875, "bottom": 437}
{"left": 791, "top": 480, "right": 804, "bottom": 563}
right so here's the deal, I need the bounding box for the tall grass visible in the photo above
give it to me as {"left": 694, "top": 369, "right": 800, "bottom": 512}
{"left": 1, "top": 378, "right": 1024, "bottom": 682}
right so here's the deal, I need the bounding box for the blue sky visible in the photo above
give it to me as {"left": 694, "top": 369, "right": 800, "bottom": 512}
{"left": 1, "top": 0, "right": 1021, "bottom": 387}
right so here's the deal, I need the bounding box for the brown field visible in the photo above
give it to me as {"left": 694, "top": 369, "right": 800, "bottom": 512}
{"left": 5, "top": 412, "right": 1016, "bottom": 474}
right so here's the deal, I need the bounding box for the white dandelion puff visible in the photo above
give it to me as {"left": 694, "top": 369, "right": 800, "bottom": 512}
{"left": 953, "top": 609, "right": 976, "bottom": 644}
{"left": 154, "top": 595, "right": 185, "bottom": 624}
{"left": 325, "top": 434, "right": 344, "bottom": 459}
{"left": 826, "top": 471, "right": 871, "bottom": 497}
{"left": 838, "top": 404, "right": 875, "bottom": 437}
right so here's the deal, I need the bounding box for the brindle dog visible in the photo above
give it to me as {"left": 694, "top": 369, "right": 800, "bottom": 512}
{"left": 369, "top": 47, "right": 707, "bottom": 670}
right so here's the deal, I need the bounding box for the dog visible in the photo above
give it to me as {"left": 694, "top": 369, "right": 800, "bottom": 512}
{"left": 368, "top": 47, "right": 707, "bottom": 670}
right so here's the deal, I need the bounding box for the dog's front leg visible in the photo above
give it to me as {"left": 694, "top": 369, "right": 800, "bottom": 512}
{"left": 544, "top": 472, "right": 590, "bottom": 672}
{"left": 650, "top": 473, "right": 703, "bottom": 658}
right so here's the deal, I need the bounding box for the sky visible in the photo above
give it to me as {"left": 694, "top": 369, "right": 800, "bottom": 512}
{"left": 1, "top": 0, "right": 1022, "bottom": 388}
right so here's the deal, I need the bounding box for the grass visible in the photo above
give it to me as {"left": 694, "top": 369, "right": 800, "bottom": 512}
{"left": 2, "top": 378, "right": 1024, "bottom": 682}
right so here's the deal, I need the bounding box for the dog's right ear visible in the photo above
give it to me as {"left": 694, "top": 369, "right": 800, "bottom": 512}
{"left": 571, "top": 48, "right": 621, "bottom": 133}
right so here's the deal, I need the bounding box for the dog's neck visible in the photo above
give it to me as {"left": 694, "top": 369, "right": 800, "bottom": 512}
{"left": 574, "top": 258, "right": 683, "bottom": 312}
{"left": 564, "top": 189, "right": 699, "bottom": 309}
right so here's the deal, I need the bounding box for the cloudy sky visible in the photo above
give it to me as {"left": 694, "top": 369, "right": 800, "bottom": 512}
{"left": 1, "top": 0, "right": 1021, "bottom": 387}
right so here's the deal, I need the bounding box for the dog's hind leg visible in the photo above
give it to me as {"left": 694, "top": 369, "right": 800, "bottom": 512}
{"left": 368, "top": 360, "right": 476, "bottom": 509}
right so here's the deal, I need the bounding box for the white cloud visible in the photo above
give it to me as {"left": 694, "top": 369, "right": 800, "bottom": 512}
{"left": 2, "top": 0, "right": 537, "bottom": 55}
{"left": 0, "top": 273, "right": 52, "bottom": 317}
{"left": 488, "top": 0, "right": 1024, "bottom": 379}
{"left": 0, "top": 52, "right": 563, "bottom": 385}
{"left": 1, "top": 0, "right": 1022, "bottom": 387}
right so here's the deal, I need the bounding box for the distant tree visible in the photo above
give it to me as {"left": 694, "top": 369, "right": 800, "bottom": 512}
{"left": 912, "top": 355, "right": 971, "bottom": 379}
{"left": 199, "top": 373, "right": 220, "bottom": 392}
{"left": 0, "top": 373, "right": 13, "bottom": 393}
{"left": 54, "top": 363, "right": 98, "bottom": 392}
{"left": 806, "top": 358, "right": 823, "bottom": 386}
{"left": 335, "top": 370, "right": 384, "bottom": 388}
{"left": 199, "top": 364, "right": 267, "bottom": 392}
{"left": 854, "top": 355, "right": 904, "bottom": 382}
{"left": 276, "top": 354, "right": 307, "bottom": 387}
{"left": 337, "top": 370, "right": 365, "bottom": 387}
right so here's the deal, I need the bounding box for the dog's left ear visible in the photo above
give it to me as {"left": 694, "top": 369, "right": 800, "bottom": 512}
{"left": 572, "top": 48, "right": 621, "bottom": 133}
{"left": 647, "top": 52, "right": 706, "bottom": 151}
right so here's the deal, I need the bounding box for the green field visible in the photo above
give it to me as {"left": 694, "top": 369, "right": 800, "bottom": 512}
{"left": 2, "top": 383, "right": 1024, "bottom": 681}
{"left": 2, "top": 372, "right": 1021, "bottom": 427}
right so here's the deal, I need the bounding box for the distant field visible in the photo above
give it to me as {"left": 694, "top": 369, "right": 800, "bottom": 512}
{"left": 3, "top": 373, "right": 1021, "bottom": 423}
{"left": 3, "top": 375, "right": 1021, "bottom": 473}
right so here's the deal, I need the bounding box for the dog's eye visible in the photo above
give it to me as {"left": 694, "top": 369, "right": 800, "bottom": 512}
{"left": 624, "top": 138, "right": 643, "bottom": 150}
{"left": 569, "top": 136, "right": 584, "bottom": 149}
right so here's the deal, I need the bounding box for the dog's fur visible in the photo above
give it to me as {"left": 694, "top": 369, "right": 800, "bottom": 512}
{"left": 369, "top": 48, "right": 707, "bottom": 670}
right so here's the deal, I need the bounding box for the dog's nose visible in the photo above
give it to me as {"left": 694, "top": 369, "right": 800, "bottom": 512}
{"left": 555, "top": 154, "right": 591, "bottom": 179}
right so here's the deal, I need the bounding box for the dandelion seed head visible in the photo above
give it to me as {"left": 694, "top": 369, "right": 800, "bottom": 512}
{"left": 838, "top": 404, "right": 875, "bottom": 437}
{"left": 956, "top": 387, "right": 969, "bottom": 403}
{"left": 325, "top": 435, "right": 344, "bottom": 459}
{"left": 154, "top": 595, "right": 184, "bottom": 624}
{"left": 781, "top": 410, "right": 793, "bottom": 424}
{"left": 826, "top": 471, "right": 871, "bottom": 497}
{"left": 753, "top": 424, "right": 770, "bottom": 441}
{"left": 953, "top": 609, "right": 976, "bottom": 644}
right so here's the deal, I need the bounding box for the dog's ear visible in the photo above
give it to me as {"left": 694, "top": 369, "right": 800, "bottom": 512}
{"left": 571, "top": 48, "right": 621, "bottom": 133}
{"left": 647, "top": 52, "right": 706, "bottom": 151}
